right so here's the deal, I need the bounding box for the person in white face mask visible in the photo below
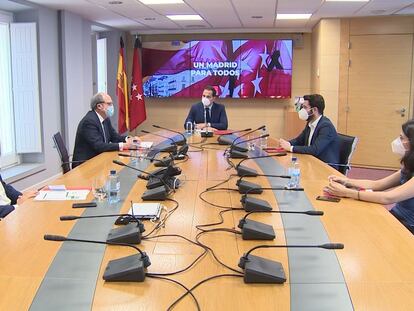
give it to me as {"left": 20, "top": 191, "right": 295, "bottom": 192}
{"left": 72, "top": 92, "right": 140, "bottom": 168}
{"left": 279, "top": 94, "right": 340, "bottom": 169}
{"left": 325, "top": 119, "right": 414, "bottom": 234}
{"left": 183, "top": 86, "right": 228, "bottom": 130}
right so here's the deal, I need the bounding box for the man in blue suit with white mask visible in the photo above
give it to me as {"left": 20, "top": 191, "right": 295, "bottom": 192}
{"left": 184, "top": 86, "right": 228, "bottom": 130}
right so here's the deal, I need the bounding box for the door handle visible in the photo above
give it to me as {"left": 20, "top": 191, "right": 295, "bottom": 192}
{"left": 396, "top": 108, "right": 406, "bottom": 117}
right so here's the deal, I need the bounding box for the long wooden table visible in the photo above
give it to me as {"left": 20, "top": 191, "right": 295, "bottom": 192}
{"left": 1, "top": 132, "right": 414, "bottom": 310}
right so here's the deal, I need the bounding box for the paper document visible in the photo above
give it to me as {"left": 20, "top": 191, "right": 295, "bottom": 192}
{"left": 140, "top": 141, "right": 153, "bottom": 148}
{"left": 35, "top": 189, "right": 90, "bottom": 201}
{"left": 128, "top": 203, "right": 162, "bottom": 219}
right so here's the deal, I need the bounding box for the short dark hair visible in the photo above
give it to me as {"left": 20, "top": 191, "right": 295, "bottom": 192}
{"left": 303, "top": 94, "right": 325, "bottom": 114}
{"left": 401, "top": 119, "right": 414, "bottom": 173}
{"left": 204, "top": 85, "right": 217, "bottom": 97}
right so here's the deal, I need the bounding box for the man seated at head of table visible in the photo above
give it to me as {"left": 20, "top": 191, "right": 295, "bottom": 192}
{"left": 324, "top": 119, "right": 414, "bottom": 235}
{"left": 72, "top": 92, "right": 140, "bottom": 168}
{"left": 184, "top": 85, "right": 228, "bottom": 131}
{"left": 0, "top": 174, "right": 37, "bottom": 218}
{"left": 279, "top": 94, "right": 340, "bottom": 169}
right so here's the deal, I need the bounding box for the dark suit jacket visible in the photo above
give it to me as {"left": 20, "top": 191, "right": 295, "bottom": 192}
{"left": 72, "top": 110, "right": 126, "bottom": 168}
{"left": 184, "top": 102, "right": 228, "bottom": 130}
{"left": 289, "top": 116, "right": 340, "bottom": 167}
{"left": 0, "top": 174, "right": 21, "bottom": 218}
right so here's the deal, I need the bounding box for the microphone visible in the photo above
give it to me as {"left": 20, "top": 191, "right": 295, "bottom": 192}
{"left": 217, "top": 128, "right": 252, "bottom": 145}
{"left": 60, "top": 213, "right": 145, "bottom": 244}
{"left": 237, "top": 209, "right": 323, "bottom": 240}
{"left": 228, "top": 134, "right": 270, "bottom": 159}
{"left": 238, "top": 243, "right": 344, "bottom": 284}
{"left": 228, "top": 125, "right": 266, "bottom": 153}
{"left": 152, "top": 124, "right": 186, "bottom": 145}
{"left": 113, "top": 160, "right": 171, "bottom": 200}
{"left": 141, "top": 130, "right": 178, "bottom": 154}
{"left": 235, "top": 154, "right": 287, "bottom": 176}
{"left": 199, "top": 112, "right": 213, "bottom": 137}
{"left": 44, "top": 234, "right": 151, "bottom": 282}
{"left": 142, "top": 130, "right": 187, "bottom": 159}
{"left": 118, "top": 152, "right": 173, "bottom": 167}
{"left": 118, "top": 153, "right": 182, "bottom": 177}
{"left": 240, "top": 186, "right": 304, "bottom": 211}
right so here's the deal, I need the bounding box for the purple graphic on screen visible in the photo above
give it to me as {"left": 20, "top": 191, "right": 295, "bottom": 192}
{"left": 142, "top": 40, "right": 292, "bottom": 98}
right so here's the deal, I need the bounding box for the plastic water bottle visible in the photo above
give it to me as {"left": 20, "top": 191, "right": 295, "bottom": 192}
{"left": 107, "top": 170, "right": 120, "bottom": 204}
{"left": 287, "top": 157, "right": 300, "bottom": 188}
{"left": 186, "top": 121, "right": 193, "bottom": 134}
{"left": 130, "top": 139, "right": 140, "bottom": 165}
{"left": 260, "top": 127, "right": 268, "bottom": 149}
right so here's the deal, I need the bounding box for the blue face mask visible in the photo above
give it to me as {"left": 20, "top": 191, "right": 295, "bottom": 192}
{"left": 106, "top": 105, "right": 114, "bottom": 118}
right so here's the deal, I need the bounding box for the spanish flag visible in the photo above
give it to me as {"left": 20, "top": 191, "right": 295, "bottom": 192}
{"left": 117, "top": 37, "right": 129, "bottom": 133}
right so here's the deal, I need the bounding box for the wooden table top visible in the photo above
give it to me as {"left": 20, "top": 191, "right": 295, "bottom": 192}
{"left": 1, "top": 134, "right": 413, "bottom": 310}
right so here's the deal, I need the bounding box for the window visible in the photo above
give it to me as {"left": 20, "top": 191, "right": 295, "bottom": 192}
{"left": 0, "top": 16, "right": 42, "bottom": 169}
{"left": 97, "top": 37, "right": 107, "bottom": 93}
{"left": 0, "top": 21, "right": 18, "bottom": 168}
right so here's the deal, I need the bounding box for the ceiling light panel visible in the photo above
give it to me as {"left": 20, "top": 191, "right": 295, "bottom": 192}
{"left": 184, "top": 0, "right": 242, "bottom": 28}
{"left": 231, "top": 0, "right": 277, "bottom": 27}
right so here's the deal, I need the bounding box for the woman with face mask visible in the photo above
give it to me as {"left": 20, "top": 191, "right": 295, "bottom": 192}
{"left": 324, "top": 119, "right": 414, "bottom": 234}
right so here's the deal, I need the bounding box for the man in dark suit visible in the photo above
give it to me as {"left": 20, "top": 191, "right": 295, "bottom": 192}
{"left": 72, "top": 92, "right": 139, "bottom": 168}
{"left": 0, "top": 174, "right": 37, "bottom": 218}
{"left": 184, "top": 86, "right": 228, "bottom": 130}
{"left": 279, "top": 94, "right": 340, "bottom": 167}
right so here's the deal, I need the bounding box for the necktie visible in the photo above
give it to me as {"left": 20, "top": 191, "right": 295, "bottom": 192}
{"left": 102, "top": 122, "right": 107, "bottom": 143}
{"left": 205, "top": 107, "right": 211, "bottom": 123}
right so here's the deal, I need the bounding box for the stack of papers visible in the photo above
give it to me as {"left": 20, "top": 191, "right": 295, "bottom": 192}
{"left": 35, "top": 185, "right": 90, "bottom": 201}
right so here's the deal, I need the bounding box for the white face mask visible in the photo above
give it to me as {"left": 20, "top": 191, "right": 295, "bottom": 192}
{"left": 391, "top": 137, "right": 407, "bottom": 156}
{"left": 298, "top": 108, "right": 310, "bottom": 121}
{"left": 201, "top": 97, "right": 211, "bottom": 107}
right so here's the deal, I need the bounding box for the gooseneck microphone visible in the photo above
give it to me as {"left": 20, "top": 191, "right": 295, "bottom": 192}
{"left": 217, "top": 128, "right": 252, "bottom": 145}
{"left": 235, "top": 153, "right": 287, "bottom": 176}
{"left": 113, "top": 160, "right": 172, "bottom": 200}
{"left": 152, "top": 124, "right": 187, "bottom": 145}
{"left": 238, "top": 243, "right": 344, "bottom": 284}
{"left": 142, "top": 130, "right": 188, "bottom": 158}
{"left": 60, "top": 213, "right": 145, "bottom": 244}
{"left": 228, "top": 134, "right": 270, "bottom": 159}
{"left": 141, "top": 130, "right": 178, "bottom": 153}
{"left": 44, "top": 234, "right": 151, "bottom": 282}
{"left": 231, "top": 125, "right": 266, "bottom": 146}
{"left": 237, "top": 209, "right": 324, "bottom": 240}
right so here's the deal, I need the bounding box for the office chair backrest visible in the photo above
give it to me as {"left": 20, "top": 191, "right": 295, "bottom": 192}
{"left": 337, "top": 133, "right": 358, "bottom": 175}
{"left": 52, "top": 132, "right": 70, "bottom": 174}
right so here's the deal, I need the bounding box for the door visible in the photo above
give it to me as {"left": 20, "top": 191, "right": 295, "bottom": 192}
{"left": 347, "top": 34, "right": 412, "bottom": 168}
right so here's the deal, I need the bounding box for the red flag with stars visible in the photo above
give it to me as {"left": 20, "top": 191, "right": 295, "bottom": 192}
{"left": 129, "top": 37, "right": 146, "bottom": 130}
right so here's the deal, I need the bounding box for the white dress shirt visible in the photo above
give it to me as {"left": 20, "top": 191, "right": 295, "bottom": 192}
{"left": 307, "top": 115, "right": 322, "bottom": 146}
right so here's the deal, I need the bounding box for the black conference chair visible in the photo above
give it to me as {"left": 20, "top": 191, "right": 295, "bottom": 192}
{"left": 337, "top": 133, "right": 358, "bottom": 175}
{"left": 52, "top": 132, "right": 71, "bottom": 174}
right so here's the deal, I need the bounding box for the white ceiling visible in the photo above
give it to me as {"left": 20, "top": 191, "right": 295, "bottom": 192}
{"left": 2, "top": 0, "right": 414, "bottom": 33}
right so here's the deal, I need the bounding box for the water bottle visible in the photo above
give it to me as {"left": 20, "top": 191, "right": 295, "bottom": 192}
{"left": 130, "top": 139, "right": 140, "bottom": 165}
{"left": 107, "top": 170, "right": 120, "bottom": 204}
{"left": 186, "top": 121, "right": 193, "bottom": 134}
{"left": 287, "top": 157, "right": 300, "bottom": 188}
{"left": 260, "top": 127, "right": 268, "bottom": 149}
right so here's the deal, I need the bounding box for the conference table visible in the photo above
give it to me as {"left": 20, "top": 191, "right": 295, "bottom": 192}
{"left": 1, "top": 130, "right": 414, "bottom": 311}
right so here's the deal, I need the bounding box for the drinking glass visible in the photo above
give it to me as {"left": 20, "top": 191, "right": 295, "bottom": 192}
{"left": 92, "top": 175, "right": 107, "bottom": 201}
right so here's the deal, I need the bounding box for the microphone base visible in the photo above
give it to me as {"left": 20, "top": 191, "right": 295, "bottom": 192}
{"left": 103, "top": 253, "right": 150, "bottom": 282}
{"left": 229, "top": 149, "right": 248, "bottom": 158}
{"left": 238, "top": 219, "right": 275, "bottom": 240}
{"left": 142, "top": 186, "right": 168, "bottom": 201}
{"left": 237, "top": 165, "right": 258, "bottom": 177}
{"left": 241, "top": 196, "right": 272, "bottom": 212}
{"left": 154, "top": 157, "right": 173, "bottom": 167}
{"left": 107, "top": 223, "right": 142, "bottom": 244}
{"left": 217, "top": 135, "right": 233, "bottom": 145}
{"left": 201, "top": 131, "right": 214, "bottom": 137}
{"left": 238, "top": 254, "right": 286, "bottom": 284}
{"left": 237, "top": 180, "right": 263, "bottom": 194}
